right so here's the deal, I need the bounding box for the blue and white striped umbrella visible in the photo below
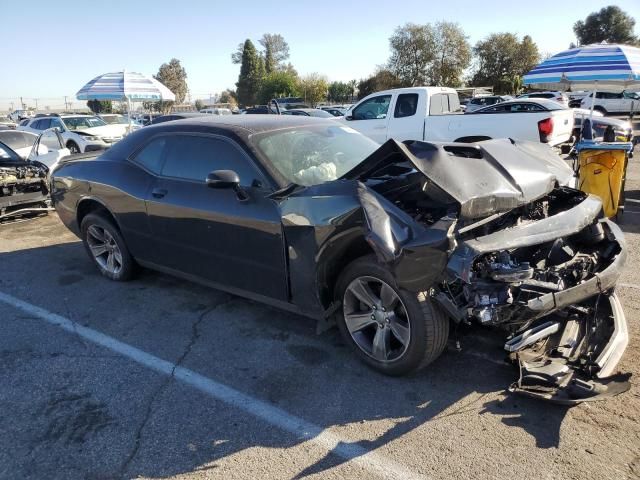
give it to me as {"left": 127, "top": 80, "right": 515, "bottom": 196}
{"left": 523, "top": 43, "right": 640, "bottom": 91}
{"left": 76, "top": 71, "right": 176, "bottom": 101}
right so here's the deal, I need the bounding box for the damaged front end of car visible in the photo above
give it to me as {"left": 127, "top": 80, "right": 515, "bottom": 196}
{"left": 0, "top": 160, "right": 49, "bottom": 218}
{"left": 343, "top": 138, "right": 630, "bottom": 404}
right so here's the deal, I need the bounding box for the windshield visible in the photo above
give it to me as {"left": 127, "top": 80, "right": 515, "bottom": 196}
{"left": 62, "top": 116, "right": 107, "bottom": 130}
{"left": 254, "top": 125, "right": 380, "bottom": 186}
{"left": 101, "top": 115, "right": 126, "bottom": 124}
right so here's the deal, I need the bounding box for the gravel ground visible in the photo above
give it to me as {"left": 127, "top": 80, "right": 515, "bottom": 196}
{"left": 0, "top": 149, "right": 639, "bottom": 480}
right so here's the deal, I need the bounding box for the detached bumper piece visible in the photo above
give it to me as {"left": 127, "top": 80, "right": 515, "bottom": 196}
{"left": 507, "top": 293, "right": 630, "bottom": 405}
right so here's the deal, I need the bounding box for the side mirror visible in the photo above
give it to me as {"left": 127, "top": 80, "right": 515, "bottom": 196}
{"left": 37, "top": 144, "right": 49, "bottom": 155}
{"left": 206, "top": 170, "right": 240, "bottom": 189}
{"left": 345, "top": 115, "right": 353, "bottom": 121}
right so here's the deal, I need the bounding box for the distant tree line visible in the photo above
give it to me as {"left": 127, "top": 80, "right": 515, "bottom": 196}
{"left": 125, "top": 4, "right": 637, "bottom": 112}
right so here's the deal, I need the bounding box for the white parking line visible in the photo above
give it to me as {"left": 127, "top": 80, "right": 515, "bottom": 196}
{"left": 0, "top": 291, "right": 424, "bottom": 480}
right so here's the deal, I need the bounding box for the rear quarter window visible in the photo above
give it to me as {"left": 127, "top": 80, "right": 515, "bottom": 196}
{"left": 131, "top": 136, "right": 167, "bottom": 174}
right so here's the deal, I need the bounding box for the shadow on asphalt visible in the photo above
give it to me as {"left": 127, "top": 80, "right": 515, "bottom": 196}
{"left": 0, "top": 242, "right": 571, "bottom": 479}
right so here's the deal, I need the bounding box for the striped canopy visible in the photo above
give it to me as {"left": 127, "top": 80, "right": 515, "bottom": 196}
{"left": 523, "top": 43, "right": 640, "bottom": 91}
{"left": 76, "top": 71, "right": 176, "bottom": 101}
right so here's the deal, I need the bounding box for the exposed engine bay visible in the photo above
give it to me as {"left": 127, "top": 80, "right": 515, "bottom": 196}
{"left": 0, "top": 161, "right": 49, "bottom": 216}
{"left": 346, "top": 139, "right": 630, "bottom": 404}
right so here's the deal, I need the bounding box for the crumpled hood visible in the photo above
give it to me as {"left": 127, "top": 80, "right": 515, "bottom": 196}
{"left": 341, "top": 138, "right": 574, "bottom": 220}
{"left": 71, "top": 125, "right": 123, "bottom": 137}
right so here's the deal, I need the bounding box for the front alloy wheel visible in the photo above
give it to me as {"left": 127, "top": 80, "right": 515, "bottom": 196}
{"left": 336, "top": 255, "right": 449, "bottom": 375}
{"left": 343, "top": 276, "right": 411, "bottom": 363}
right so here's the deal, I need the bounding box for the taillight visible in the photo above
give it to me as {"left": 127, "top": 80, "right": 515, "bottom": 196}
{"left": 538, "top": 117, "right": 553, "bottom": 142}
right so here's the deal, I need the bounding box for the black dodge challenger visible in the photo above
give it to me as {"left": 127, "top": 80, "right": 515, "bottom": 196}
{"left": 51, "top": 116, "right": 629, "bottom": 403}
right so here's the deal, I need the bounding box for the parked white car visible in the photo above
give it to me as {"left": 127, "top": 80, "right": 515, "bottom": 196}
{"left": 27, "top": 128, "right": 71, "bottom": 172}
{"left": 517, "top": 91, "right": 569, "bottom": 107}
{"left": 9, "top": 109, "right": 34, "bottom": 122}
{"left": 199, "top": 108, "right": 232, "bottom": 115}
{"left": 98, "top": 114, "right": 142, "bottom": 136}
{"left": 580, "top": 91, "right": 640, "bottom": 114}
{"left": 342, "top": 87, "right": 574, "bottom": 146}
{"left": 18, "top": 114, "right": 124, "bottom": 153}
{"left": 0, "top": 115, "right": 17, "bottom": 129}
{"left": 0, "top": 130, "right": 39, "bottom": 158}
{"left": 464, "top": 95, "right": 513, "bottom": 113}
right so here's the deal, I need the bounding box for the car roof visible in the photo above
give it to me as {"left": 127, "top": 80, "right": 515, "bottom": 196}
{"left": 149, "top": 114, "right": 334, "bottom": 134}
{"left": 475, "top": 98, "right": 567, "bottom": 110}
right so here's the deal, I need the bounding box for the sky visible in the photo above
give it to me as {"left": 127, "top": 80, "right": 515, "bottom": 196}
{"left": 1, "top": 0, "right": 639, "bottom": 109}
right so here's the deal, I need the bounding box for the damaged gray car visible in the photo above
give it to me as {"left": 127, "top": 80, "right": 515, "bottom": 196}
{"left": 50, "top": 116, "right": 629, "bottom": 404}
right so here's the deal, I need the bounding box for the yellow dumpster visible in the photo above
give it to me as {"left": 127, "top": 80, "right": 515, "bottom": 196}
{"left": 576, "top": 142, "right": 633, "bottom": 219}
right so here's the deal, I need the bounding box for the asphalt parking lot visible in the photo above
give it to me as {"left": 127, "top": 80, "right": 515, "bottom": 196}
{"left": 1, "top": 153, "right": 640, "bottom": 480}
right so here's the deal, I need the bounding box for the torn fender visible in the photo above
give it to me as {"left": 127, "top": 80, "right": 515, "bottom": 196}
{"left": 356, "top": 182, "right": 454, "bottom": 291}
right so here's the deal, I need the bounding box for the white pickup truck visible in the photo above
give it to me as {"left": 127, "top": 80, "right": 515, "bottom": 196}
{"left": 342, "top": 87, "right": 574, "bottom": 146}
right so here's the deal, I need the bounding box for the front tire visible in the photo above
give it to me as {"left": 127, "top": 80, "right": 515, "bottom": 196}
{"left": 336, "top": 255, "right": 449, "bottom": 376}
{"left": 67, "top": 141, "right": 80, "bottom": 154}
{"left": 81, "top": 213, "right": 134, "bottom": 281}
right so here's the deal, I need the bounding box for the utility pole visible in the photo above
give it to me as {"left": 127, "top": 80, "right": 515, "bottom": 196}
{"left": 64, "top": 96, "right": 68, "bottom": 111}
{"left": 20, "top": 96, "right": 25, "bottom": 109}
{"left": 34, "top": 98, "right": 39, "bottom": 110}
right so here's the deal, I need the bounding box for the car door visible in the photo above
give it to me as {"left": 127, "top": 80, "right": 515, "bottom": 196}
{"left": 29, "top": 129, "right": 70, "bottom": 169}
{"left": 347, "top": 94, "right": 392, "bottom": 143}
{"left": 144, "top": 132, "right": 288, "bottom": 301}
{"left": 622, "top": 91, "right": 639, "bottom": 114}
{"left": 386, "top": 92, "right": 424, "bottom": 141}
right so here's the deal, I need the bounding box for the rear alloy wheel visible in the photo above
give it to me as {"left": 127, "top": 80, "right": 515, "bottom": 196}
{"left": 81, "top": 213, "right": 134, "bottom": 281}
{"left": 336, "top": 255, "right": 449, "bottom": 375}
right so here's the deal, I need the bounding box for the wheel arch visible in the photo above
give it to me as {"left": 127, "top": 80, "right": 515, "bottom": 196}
{"left": 315, "top": 229, "right": 375, "bottom": 310}
{"left": 65, "top": 139, "right": 81, "bottom": 151}
{"left": 76, "top": 197, "right": 121, "bottom": 233}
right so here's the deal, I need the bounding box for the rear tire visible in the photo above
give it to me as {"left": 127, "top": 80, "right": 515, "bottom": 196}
{"left": 335, "top": 255, "right": 449, "bottom": 376}
{"left": 594, "top": 106, "right": 607, "bottom": 115}
{"left": 81, "top": 213, "right": 135, "bottom": 281}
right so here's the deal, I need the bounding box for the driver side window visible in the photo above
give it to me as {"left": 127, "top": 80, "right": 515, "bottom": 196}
{"left": 352, "top": 95, "right": 392, "bottom": 120}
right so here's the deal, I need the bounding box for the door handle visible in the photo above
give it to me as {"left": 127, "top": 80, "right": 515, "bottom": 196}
{"left": 151, "top": 188, "right": 167, "bottom": 199}
{"left": 373, "top": 125, "right": 386, "bottom": 130}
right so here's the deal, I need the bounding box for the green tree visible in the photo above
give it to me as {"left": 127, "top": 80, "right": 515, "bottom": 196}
{"left": 194, "top": 99, "right": 205, "bottom": 111}
{"left": 219, "top": 89, "right": 238, "bottom": 106}
{"left": 348, "top": 79, "right": 358, "bottom": 101}
{"left": 236, "top": 40, "right": 265, "bottom": 106}
{"left": 357, "top": 69, "right": 401, "bottom": 99}
{"left": 327, "top": 81, "right": 351, "bottom": 103}
{"left": 574, "top": 6, "right": 638, "bottom": 45}
{"left": 298, "top": 73, "right": 328, "bottom": 106}
{"left": 429, "top": 22, "right": 471, "bottom": 87}
{"left": 387, "top": 23, "right": 436, "bottom": 86}
{"left": 154, "top": 58, "right": 188, "bottom": 112}
{"left": 259, "top": 71, "right": 300, "bottom": 104}
{"left": 259, "top": 33, "right": 290, "bottom": 73}
{"left": 86, "top": 100, "right": 112, "bottom": 114}
{"left": 471, "top": 33, "right": 540, "bottom": 94}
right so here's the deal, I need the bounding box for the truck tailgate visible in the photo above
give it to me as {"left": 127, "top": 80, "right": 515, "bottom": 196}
{"left": 548, "top": 109, "right": 574, "bottom": 145}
